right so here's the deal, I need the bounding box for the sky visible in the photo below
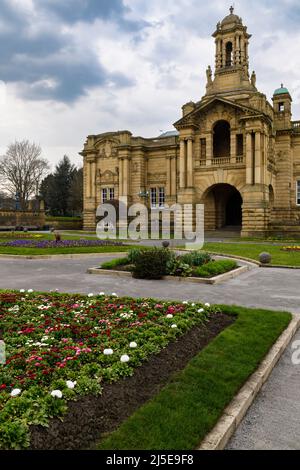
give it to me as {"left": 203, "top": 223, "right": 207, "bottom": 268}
{"left": 0, "top": 0, "right": 300, "bottom": 170}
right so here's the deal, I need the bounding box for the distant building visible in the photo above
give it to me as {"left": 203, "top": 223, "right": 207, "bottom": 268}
{"left": 81, "top": 7, "right": 300, "bottom": 237}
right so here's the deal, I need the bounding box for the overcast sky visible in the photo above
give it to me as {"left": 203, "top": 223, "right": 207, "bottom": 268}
{"left": 0, "top": 0, "right": 299, "bottom": 170}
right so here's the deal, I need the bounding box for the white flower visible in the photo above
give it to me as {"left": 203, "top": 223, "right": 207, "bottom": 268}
{"left": 27, "top": 289, "right": 33, "bottom": 293}
{"left": 66, "top": 380, "right": 77, "bottom": 390}
{"left": 10, "top": 389, "right": 21, "bottom": 397}
{"left": 183, "top": 301, "right": 188, "bottom": 305}
{"left": 51, "top": 390, "right": 63, "bottom": 399}
{"left": 99, "top": 292, "right": 105, "bottom": 296}
{"left": 171, "top": 324, "right": 178, "bottom": 329}
{"left": 129, "top": 342, "right": 137, "bottom": 348}
{"left": 103, "top": 348, "right": 114, "bottom": 356}
{"left": 121, "top": 354, "right": 130, "bottom": 363}
{"left": 20, "top": 289, "right": 25, "bottom": 293}
{"left": 111, "top": 293, "right": 118, "bottom": 297}
{"left": 191, "top": 303, "right": 195, "bottom": 306}
{"left": 166, "top": 314, "right": 173, "bottom": 319}
{"left": 205, "top": 303, "right": 211, "bottom": 307}
{"left": 88, "top": 293, "right": 94, "bottom": 297}
{"left": 198, "top": 308, "right": 204, "bottom": 313}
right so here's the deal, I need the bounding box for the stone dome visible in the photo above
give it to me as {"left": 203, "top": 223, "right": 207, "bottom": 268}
{"left": 220, "top": 7, "right": 243, "bottom": 28}
{"left": 274, "top": 84, "right": 289, "bottom": 96}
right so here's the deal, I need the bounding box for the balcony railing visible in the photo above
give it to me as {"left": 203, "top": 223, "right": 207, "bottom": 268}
{"left": 292, "top": 121, "right": 300, "bottom": 133}
{"left": 197, "top": 155, "right": 244, "bottom": 168}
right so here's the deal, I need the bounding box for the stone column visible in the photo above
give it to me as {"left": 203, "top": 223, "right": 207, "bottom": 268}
{"left": 240, "top": 37, "right": 245, "bottom": 65}
{"left": 123, "top": 157, "right": 129, "bottom": 196}
{"left": 91, "top": 160, "right": 96, "bottom": 199}
{"left": 206, "top": 132, "right": 213, "bottom": 165}
{"left": 179, "top": 139, "right": 186, "bottom": 189}
{"left": 222, "top": 41, "right": 226, "bottom": 67}
{"left": 86, "top": 161, "right": 91, "bottom": 198}
{"left": 246, "top": 132, "right": 253, "bottom": 184}
{"left": 171, "top": 156, "right": 177, "bottom": 197}
{"left": 166, "top": 156, "right": 172, "bottom": 196}
{"left": 187, "top": 138, "right": 194, "bottom": 187}
{"left": 230, "top": 133, "right": 236, "bottom": 162}
{"left": 118, "top": 158, "right": 123, "bottom": 197}
{"left": 255, "top": 132, "right": 262, "bottom": 184}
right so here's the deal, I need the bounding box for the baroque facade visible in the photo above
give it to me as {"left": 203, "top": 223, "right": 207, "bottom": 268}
{"left": 81, "top": 7, "right": 300, "bottom": 237}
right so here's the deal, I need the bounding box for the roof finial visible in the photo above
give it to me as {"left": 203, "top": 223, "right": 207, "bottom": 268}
{"left": 281, "top": 83, "right": 284, "bottom": 88}
{"left": 230, "top": 5, "right": 234, "bottom": 14}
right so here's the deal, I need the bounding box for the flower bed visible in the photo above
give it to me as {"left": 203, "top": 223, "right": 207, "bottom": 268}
{"left": 0, "top": 239, "right": 123, "bottom": 249}
{"left": 0, "top": 290, "right": 219, "bottom": 449}
{"left": 100, "top": 249, "right": 238, "bottom": 279}
{"left": 281, "top": 246, "right": 300, "bottom": 252}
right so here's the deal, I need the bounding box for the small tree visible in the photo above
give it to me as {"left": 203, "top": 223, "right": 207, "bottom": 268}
{"left": 0, "top": 140, "right": 49, "bottom": 210}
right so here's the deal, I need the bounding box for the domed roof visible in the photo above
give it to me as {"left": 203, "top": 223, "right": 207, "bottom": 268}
{"left": 221, "top": 7, "right": 242, "bottom": 27}
{"left": 274, "top": 84, "right": 289, "bottom": 96}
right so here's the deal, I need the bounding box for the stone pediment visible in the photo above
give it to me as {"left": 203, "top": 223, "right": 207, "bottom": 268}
{"left": 174, "top": 97, "right": 262, "bottom": 130}
{"left": 97, "top": 169, "right": 119, "bottom": 185}
{"left": 94, "top": 138, "right": 119, "bottom": 158}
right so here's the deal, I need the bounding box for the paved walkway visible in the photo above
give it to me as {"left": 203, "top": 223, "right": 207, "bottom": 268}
{"left": 1, "top": 254, "right": 300, "bottom": 449}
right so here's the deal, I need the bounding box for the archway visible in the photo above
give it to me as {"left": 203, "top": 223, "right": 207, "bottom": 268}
{"left": 202, "top": 183, "right": 243, "bottom": 231}
{"left": 226, "top": 42, "right": 233, "bottom": 66}
{"left": 213, "top": 120, "right": 230, "bottom": 158}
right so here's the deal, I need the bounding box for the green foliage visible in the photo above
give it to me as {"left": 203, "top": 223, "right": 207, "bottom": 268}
{"left": 166, "top": 257, "right": 193, "bottom": 277}
{"left": 101, "top": 257, "right": 130, "bottom": 270}
{"left": 127, "top": 248, "right": 143, "bottom": 264}
{"left": 99, "top": 306, "right": 291, "bottom": 450}
{"left": 0, "top": 419, "right": 30, "bottom": 450}
{"left": 132, "top": 248, "right": 173, "bottom": 279}
{"left": 194, "top": 259, "right": 237, "bottom": 278}
{"left": 180, "top": 251, "right": 212, "bottom": 267}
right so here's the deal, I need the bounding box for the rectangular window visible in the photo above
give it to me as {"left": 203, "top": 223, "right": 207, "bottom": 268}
{"left": 102, "top": 188, "right": 108, "bottom": 203}
{"left": 279, "top": 102, "right": 285, "bottom": 112}
{"left": 150, "top": 188, "right": 157, "bottom": 208}
{"left": 297, "top": 181, "right": 300, "bottom": 206}
{"left": 109, "top": 188, "right": 115, "bottom": 201}
{"left": 200, "top": 138, "right": 206, "bottom": 159}
{"left": 158, "top": 187, "right": 165, "bottom": 208}
{"left": 236, "top": 134, "right": 244, "bottom": 156}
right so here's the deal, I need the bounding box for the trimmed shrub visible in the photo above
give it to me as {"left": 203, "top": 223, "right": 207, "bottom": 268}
{"left": 132, "top": 248, "right": 173, "bottom": 280}
{"left": 180, "top": 251, "right": 212, "bottom": 267}
{"left": 194, "top": 259, "right": 237, "bottom": 278}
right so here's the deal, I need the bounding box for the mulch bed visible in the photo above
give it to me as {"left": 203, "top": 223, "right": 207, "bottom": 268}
{"left": 29, "top": 312, "right": 235, "bottom": 450}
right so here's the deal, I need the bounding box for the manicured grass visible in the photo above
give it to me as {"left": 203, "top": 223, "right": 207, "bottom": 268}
{"left": 0, "top": 245, "right": 132, "bottom": 255}
{"left": 98, "top": 305, "right": 291, "bottom": 450}
{"left": 204, "top": 242, "right": 300, "bottom": 266}
{"left": 101, "top": 257, "right": 130, "bottom": 269}
{"left": 194, "top": 259, "right": 237, "bottom": 278}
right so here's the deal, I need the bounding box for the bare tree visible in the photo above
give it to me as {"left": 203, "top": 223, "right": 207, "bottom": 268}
{"left": 0, "top": 140, "right": 49, "bottom": 209}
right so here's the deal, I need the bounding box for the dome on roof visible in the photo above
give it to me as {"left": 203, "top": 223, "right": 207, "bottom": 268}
{"left": 220, "top": 7, "right": 242, "bottom": 28}
{"left": 274, "top": 84, "right": 289, "bottom": 96}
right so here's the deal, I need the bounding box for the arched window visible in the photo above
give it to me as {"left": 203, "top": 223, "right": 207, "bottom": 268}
{"left": 226, "top": 42, "right": 233, "bottom": 66}
{"left": 213, "top": 120, "right": 231, "bottom": 158}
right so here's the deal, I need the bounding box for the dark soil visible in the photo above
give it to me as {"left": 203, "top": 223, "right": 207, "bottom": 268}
{"left": 29, "top": 312, "right": 235, "bottom": 450}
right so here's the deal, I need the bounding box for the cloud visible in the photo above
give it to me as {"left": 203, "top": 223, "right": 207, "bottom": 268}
{"left": 0, "top": 0, "right": 139, "bottom": 102}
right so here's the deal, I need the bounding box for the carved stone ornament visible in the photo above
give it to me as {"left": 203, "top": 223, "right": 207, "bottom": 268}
{"left": 96, "top": 140, "right": 118, "bottom": 159}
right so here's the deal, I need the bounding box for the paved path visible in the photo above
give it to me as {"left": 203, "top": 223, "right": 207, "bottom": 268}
{"left": 227, "top": 329, "right": 300, "bottom": 450}
{"left": 1, "top": 254, "right": 300, "bottom": 449}
{"left": 0, "top": 255, "right": 300, "bottom": 313}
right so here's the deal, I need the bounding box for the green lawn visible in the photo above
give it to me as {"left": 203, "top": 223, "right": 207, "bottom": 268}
{"left": 0, "top": 245, "right": 132, "bottom": 255}
{"left": 204, "top": 242, "right": 300, "bottom": 266}
{"left": 98, "top": 305, "right": 291, "bottom": 450}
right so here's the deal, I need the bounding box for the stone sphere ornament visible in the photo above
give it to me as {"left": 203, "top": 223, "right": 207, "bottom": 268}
{"left": 259, "top": 252, "right": 272, "bottom": 264}
{"left": 162, "top": 241, "right": 170, "bottom": 248}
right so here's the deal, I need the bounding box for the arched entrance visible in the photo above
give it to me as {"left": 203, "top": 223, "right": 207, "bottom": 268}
{"left": 202, "top": 183, "right": 243, "bottom": 231}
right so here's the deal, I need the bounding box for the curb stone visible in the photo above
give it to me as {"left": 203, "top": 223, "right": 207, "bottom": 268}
{"left": 197, "top": 314, "right": 300, "bottom": 450}
{"left": 0, "top": 252, "right": 128, "bottom": 260}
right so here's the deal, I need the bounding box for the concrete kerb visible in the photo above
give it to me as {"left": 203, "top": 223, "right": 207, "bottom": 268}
{"left": 87, "top": 264, "right": 250, "bottom": 285}
{"left": 198, "top": 314, "right": 300, "bottom": 450}
{"left": 0, "top": 252, "right": 128, "bottom": 260}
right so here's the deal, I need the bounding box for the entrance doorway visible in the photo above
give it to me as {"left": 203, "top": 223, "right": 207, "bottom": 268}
{"left": 203, "top": 183, "right": 243, "bottom": 231}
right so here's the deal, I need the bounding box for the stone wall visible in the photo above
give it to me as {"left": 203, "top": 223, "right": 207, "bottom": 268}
{"left": 0, "top": 210, "right": 45, "bottom": 229}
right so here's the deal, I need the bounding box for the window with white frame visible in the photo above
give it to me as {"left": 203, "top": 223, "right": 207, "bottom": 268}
{"left": 150, "top": 188, "right": 157, "bottom": 208}
{"left": 101, "top": 188, "right": 114, "bottom": 203}
{"left": 102, "top": 188, "right": 108, "bottom": 203}
{"left": 150, "top": 187, "right": 165, "bottom": 208}
{"left": 297, "top": 181, "right": 300, "bottom": 205}
{"left": 158, "top": 187, "right": 165, "bottom": 207}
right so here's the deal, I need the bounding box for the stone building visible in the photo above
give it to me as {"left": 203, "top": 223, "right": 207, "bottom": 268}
{"left": 81, "top": 7, "right": 300, "bottom": 237}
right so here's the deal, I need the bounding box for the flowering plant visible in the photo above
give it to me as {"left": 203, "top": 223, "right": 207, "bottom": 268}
{"left": 0, "top": 239, "right": 123, "bottom": 249}
{"left": 0, "top": 290, "right": 218, "bottom": 449}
